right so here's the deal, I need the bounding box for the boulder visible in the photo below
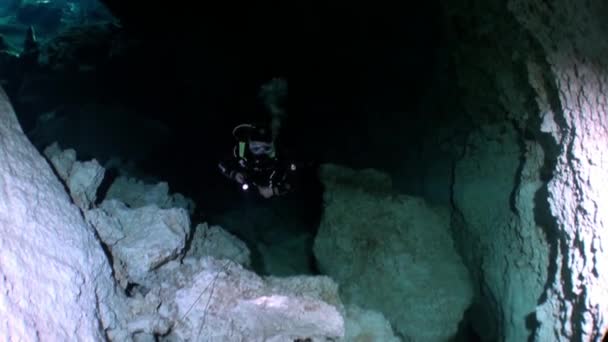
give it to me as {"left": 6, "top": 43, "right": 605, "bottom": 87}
{"left": 130, "top": 257, "right": 345, "bottom": 341}
{"left": 43, "top": 141, "right": 76, "bottom": 180}
{"left": 314, "top": 163, "right": 473, "bottom": 341}
{"left": 344, "top": 305, "right": 400, "bottom": 342}
{"left": 86, "top": 199, "right": 191, "bottom": 286}
{"left": 44, "top": 141, "right": 105, "bottom": 210}
{"left": 106, "top": 176, "right": 195, "bottom": 214}
{"left": 185, "top": 223, "right": 251, "bottom": 267}
{"left": 0, "top": 87, "right": 127, "bottom": 340}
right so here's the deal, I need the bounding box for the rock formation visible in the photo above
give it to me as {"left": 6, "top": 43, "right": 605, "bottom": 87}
{"left": 185, "top": 223, "right": 252, "bottom": 267}
{"left": 44, "top": 141, "right": 105, "bottom": 210}
{"left": 0, "top": 102, "right": 402, "bottom": 340}
{"left": 510, "top": 1, "right": 608, "bottom": 340}
{"left": 314, "top": 163, "right": 473, "bottom": 341}
{"left": 86, "top": 199, "right": 191, "bottom": 287}
{"left": 46, "top": 142, "right": 350, "bottom": 341}
{"left": 105, "top": 176, "right": 196, "bottom": 214}
{"left": 442, "top": 0, "right": 608, "bottom": 340}
{"left": 0, "top": 86, "right": 126, "bottom": 340}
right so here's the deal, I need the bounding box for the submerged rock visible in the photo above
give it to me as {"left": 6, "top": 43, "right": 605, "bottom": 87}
{"left": 106, "top": 176, "right": 195, "bottom": 214}
{"left": 0, "top": 87, "right": 127, "bottom": 340}
{"left": 44, "top": 141, "right": 104, "bottom": 210}
{"left": 344, "top": 305, "right": 401, "bottom": 342}
{"left": 451, "top": 123, "right": 550, "bottom": 341}
{"left": 185, "top": 223, "right": 251, "bottom": 267}
{"left": 43, "top": 141, "right": 76, "bottom": 180}
{"left": 140, "top": 257, "right": 345, "bottom": 342}
{"left": 314, "top": 163, "right": 473, "bottom": 341}
{"left": 86, "top": 199, "right": 191, "bottom": 286}
{"left": 443, "top": 0, "right": 608, "bottom": 339}
{"left": 510, "top": 1, "right": 608, "bottom": 339}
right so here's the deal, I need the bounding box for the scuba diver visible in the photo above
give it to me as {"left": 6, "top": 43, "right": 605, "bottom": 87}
{"left": 218, "top": 122, "right": 298, "bottom": 198}
{"left": 219, "top": 77, "right": 298, "bottom": 198}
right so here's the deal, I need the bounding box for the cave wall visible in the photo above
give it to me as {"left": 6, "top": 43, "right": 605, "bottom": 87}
{"left": 441, "top": 2, "right": 552, "bottom": 341}
{"left": 0, "top": 87, "right": 127, "bottom": 339}
{"left": 442, "top": 0, "right": 608, "bottom": 340}
{"left": 509, "top": 1, "right": 608, "bottom": 340}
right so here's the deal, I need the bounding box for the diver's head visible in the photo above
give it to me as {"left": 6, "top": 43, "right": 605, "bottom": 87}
{"left": 248, "top": 140, "right": 274, "bottom": 156}
{"left": 248, "top": 126, "right": 274, "bottom": 156}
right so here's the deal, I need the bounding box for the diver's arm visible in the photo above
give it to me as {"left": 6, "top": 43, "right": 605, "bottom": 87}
{"left": 218, "top": 160, "right": 245, "bottom": 183}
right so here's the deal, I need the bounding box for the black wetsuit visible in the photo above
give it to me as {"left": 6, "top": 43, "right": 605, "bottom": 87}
{"left": 218, "top": 149, "right": 293, "bottom": 196}
{"left": 218, "top": 125, "right": 294, "bottom": 196}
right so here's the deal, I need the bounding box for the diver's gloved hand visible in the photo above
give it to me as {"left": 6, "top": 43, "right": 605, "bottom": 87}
{"left": 234, "top": 172, "right": 246, "bottom": 184}
{"left": 258, "top": 186, "right": 274, "bottom": 199}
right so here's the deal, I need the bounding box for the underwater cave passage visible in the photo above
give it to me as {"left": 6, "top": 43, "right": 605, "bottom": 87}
{"left": 2, "top": 0, "right": 607, "bottom": 341}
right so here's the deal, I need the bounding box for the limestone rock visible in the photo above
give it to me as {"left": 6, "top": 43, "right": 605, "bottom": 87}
{"left": 43, "top": 141, "right": 76, "bottom": 180}
{"left": 185, "top": 223, "right": 251, "bottom": 267}
{"left": 87, "top": 199, "right": 191, "bottom": 285}
{"left": 106, "top": 176, "right": 195, "bottom": 214}
{"left": 0, "top": 87, "right": 127, "bottom": 340}
{"left": 314, "top": 163, "right": 473, "bottom": 341}
{"left": 444, "top": 0, "right": 608, "bottom": 339}
{"left": 452, "top": 123, "right": 550, "bottom": 341}
{"left": 508, "top": 1, "right": 608, "bottom": 339}
{"left": 44, "top": 141, "right": 105, "bottom": 210}
{"left": 85, "top": 206, "right": 125, "bottom": 246}
{"left": 264, "top": 275, "right": 344, "bottom": 312}
{"left": 142, "top": 257, "right": 345, "bottom": 341}
{"left": 345, "top": 305, "right": 401, "bottom": 342}
{"left": 67, "top": 159, "right": 105, "bottom": 209}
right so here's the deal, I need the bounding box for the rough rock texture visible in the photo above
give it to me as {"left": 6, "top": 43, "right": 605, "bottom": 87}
{"left": 131, "top": 257, "right": 345, "bottom": 342}
{"left": 314, "top": 163, "right": 473, "bottom": 341}
{"left": 344, "top": 305, "right": 401, "bottom": 342}
{"left": 452, "top": 123, "right": 550, "bottom": 341}
{"left": 0, "top": 88, "right": 127, "bottom": 340}
{"left": 508, "top": 1, "right": 608, "bottom": 340}
{"left": 43, "top": 141, "right": 76, "bottom": 179}
{"left": 266, "top": 276, "right": 401, "bottom": 340}
{"left": 86, "top": 199, "right": 191, "bottom": 286}
{"left": 443, "top": 0, "right": 608, "bottom": 340}
{"left": 44, "top": 141, "right": 105, "bottom": 210}
{"left": 185, "top": 223, "right": 251, "bottom": 267}
{"left": 41, "top": 132, "right": 347, "bottom": 341}
{"left": 106, "top": 176, "right": 196, "bottom": 214}
{"left": 40, "top": 137, "right": 348, "bottom": 341}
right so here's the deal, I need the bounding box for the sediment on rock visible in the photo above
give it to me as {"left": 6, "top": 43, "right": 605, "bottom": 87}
{"left": 314, "top": 163, "right": 472, "bottom": 341}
